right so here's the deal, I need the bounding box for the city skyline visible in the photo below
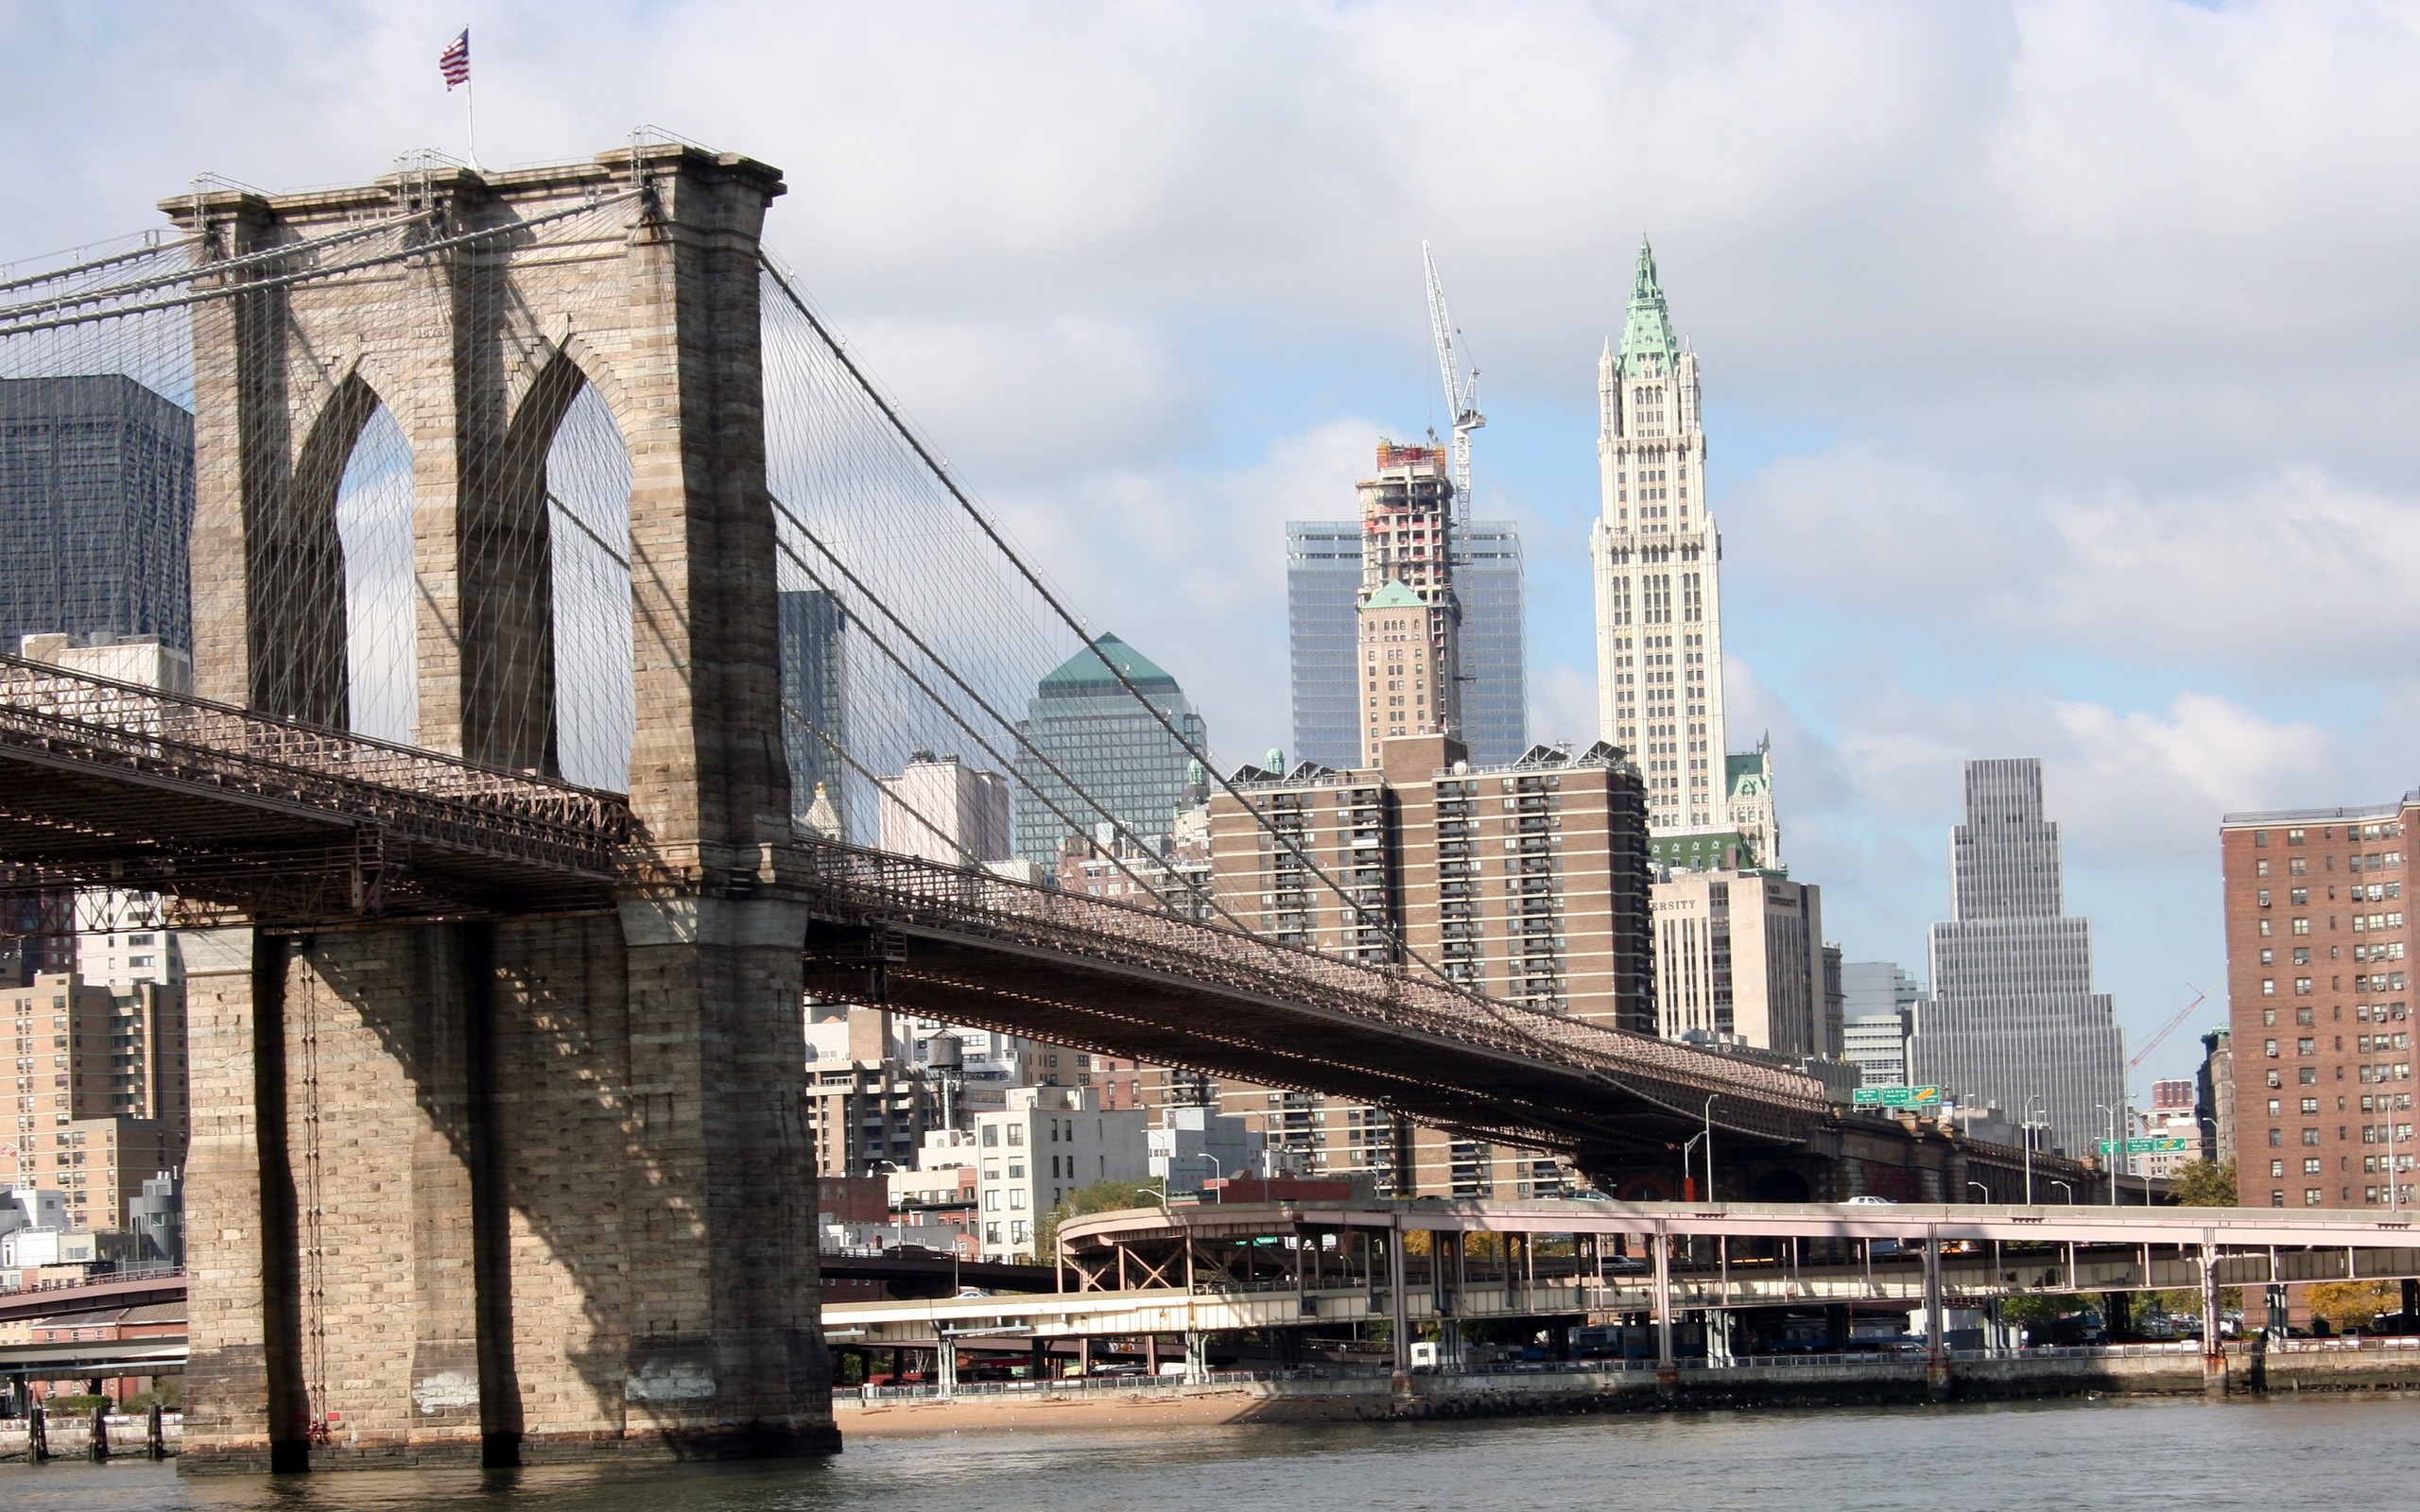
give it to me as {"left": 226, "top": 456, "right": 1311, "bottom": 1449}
{"left": 6, "top": 4, "right": 2416, "bottom": 1088}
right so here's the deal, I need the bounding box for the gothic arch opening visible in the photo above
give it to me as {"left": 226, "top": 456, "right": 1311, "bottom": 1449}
{"left": 325, "top": 394, "right": 418, "bottom": 746}
{"left": 517, "top": 367, "right": 632, "bottom": 791}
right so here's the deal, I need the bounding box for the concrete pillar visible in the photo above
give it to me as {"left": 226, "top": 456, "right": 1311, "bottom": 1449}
{"left": 1923, "top": 1228, "right": 1951, "bottom": 1400}
{"left": 1387, "top": 1224, "right": 1411, "bottom": 1379}
{"left": 2201, "top": 1240, "right": 2226, "bottom": 1397}
{"left": 933, "top": 1334, "right": 957, "bottom": 1400}
{"left": 1183, "top": 1331, "right": 1209, "bottom": 1384}
{"left": 1650, "top": 1222, "right": 1678, "bottom": 1397}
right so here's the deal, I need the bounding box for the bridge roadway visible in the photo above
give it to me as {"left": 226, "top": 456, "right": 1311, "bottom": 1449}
{"left": 0, "top": 656, "right": 1842, "bottom": 1170}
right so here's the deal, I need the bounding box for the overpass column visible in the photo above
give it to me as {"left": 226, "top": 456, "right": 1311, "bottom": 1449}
{"left": 1923, "top": 1225, "right": 1950, "bottom": 1400}
{"left": 2200, "top": 1236, "right": 2226, "bottom": 1397}
{"left": 1388, "top": 1219, "right": 1410, "bottom": 1381}
{"left": 1651, "top": 1220, "right": 1675, "bottom": 1390}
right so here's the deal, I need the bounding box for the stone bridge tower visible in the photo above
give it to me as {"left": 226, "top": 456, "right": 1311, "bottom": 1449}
{"left": 164, "top": 145, "right": 832, "bottom": 1469}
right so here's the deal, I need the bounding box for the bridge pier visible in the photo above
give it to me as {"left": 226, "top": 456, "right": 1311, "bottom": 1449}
{"left": 163, "top": 144, "right": 836, "bottom": 1472}
{"left": 181, "top": 902, "right": 832, "bottom": 1470}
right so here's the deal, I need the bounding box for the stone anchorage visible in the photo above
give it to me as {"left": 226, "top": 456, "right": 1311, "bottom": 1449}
{"left": 164, "top": 143, "right": 837, "bottom": 1471}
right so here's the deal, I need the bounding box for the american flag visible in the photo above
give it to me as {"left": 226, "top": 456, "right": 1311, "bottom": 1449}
{"left": 439, "top": 29, "right": 471, "bottom": 90}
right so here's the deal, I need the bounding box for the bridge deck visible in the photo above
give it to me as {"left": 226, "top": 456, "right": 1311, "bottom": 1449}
{"left": 0, "top": 654, "right": 631, "bottom": 919}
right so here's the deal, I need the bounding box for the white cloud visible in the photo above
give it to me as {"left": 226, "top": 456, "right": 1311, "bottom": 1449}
{"left": 14, "top": 0, "right": 2420, "bottom": 1089}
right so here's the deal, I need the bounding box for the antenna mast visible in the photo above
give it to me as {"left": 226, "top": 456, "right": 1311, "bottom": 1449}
{"left": 1422, "top": 241, "right": 1484, "bottom": 520}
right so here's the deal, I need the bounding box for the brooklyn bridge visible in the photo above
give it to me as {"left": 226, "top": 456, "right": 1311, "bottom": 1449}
{"left": 0, "top": 141, "right": 2082, "bottom": 1469}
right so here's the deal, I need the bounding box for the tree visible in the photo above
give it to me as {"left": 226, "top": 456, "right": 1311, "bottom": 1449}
{"left": 2169, "top": 1159, "right": 2238, "bottom": 1207}
{"left": 1033, "top": 1177, "right": 1165, "bottom": 1260}
{"left": 2306, "top": 1280, "right": 2401, "bottom": 1333}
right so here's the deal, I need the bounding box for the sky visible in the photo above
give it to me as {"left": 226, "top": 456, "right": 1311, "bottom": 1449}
{"left": 7, "top": 0, "right": 2417, "bottom": 1095}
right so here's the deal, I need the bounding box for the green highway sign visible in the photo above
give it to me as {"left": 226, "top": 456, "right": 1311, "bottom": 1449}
{"left": 1853, "top": 1085, "right": 1943, "bottom": 1108}
{"left": 2098, "top": 1136, "right": 2191, "bottom": 1156}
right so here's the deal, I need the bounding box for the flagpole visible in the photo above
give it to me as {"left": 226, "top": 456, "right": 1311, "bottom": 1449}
{"left": 466, "top": 73, "right": 481, "bottom": 171}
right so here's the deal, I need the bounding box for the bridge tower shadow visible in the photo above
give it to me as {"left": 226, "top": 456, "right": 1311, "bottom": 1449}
{"left": 165, "top": 144, "right": 833, "bottom": 1471}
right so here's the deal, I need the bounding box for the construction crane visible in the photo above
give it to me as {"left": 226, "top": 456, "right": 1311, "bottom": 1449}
{"left": 1422, "top": 241, "right": 1484, "bottom": 519}
{"left": 2129, "top": 987, "right": 2209, "bottom": 1072}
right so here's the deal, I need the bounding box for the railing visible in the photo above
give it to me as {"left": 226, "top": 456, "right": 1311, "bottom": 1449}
{"left": 801, "top": 840, "right": 1830, "bottom": 1141}
{"left": 0, "top": 1264, "right": 184, "bottom": 1298}
{"left": 843, "top": 1343, "right": 2249, "bottom": 1401}
{"left": 0, "top": 655, "right": 632, "bottom": 874}
{"left": 2272, "top": 1334, "right": 2420, "bottom": 1353}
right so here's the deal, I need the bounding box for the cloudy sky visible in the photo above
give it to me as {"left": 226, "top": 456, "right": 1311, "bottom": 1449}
{"left": 9, "top": 0, "right": 2415, "bottom": 1091}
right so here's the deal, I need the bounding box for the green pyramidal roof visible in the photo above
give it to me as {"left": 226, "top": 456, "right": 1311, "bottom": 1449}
{"left": 1617, "top": 234, "right": 1678, "bottom": 373}
{"left": 1363, "top": 579, "right": 1426, "bottom": 610}
{"left": 1039, "top": 631, "right": 1179, "bottom": 694}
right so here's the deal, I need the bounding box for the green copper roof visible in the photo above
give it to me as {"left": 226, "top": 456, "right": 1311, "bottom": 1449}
{"left": 1728, "top": 748, "right": 1771, "bottom": 799}
{"left": 1617, "top": 235, "right": 1678, "bottom": 374}
{"left": 1038, "top": 632, "right": 1179, "bottom": 695}
{"left": 1362, "top": 579, "right": 1426, "bottom": 610}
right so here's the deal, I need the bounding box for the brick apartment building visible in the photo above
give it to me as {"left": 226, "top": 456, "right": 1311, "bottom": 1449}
{"left": 4, "top": 971, "right": 186, "bottom": 1232}
{"left": 1202, "top": 730, "right": 1653, "bottom": 1197}
{"left": 2221, "top": 795, "right": 2415, "bottom": 1209}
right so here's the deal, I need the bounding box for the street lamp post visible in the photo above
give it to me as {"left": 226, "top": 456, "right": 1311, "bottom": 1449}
{"left": 2050, "top": 1180, "right": 2074, "bottom": 1205}
{"left": 1966, "top": 1180, "right": 1990, "bottom": 1206}
{"left": 1683, "top": 1131, "right": 1708, "bottom": 1203}
{"left": 2023, "top": 1093, "right": 2045, "bottom": 1204}
{"left": 1202, "top": 1153, "right": 1224, "bottom": 1204}
{"left": 2097, "top": 1103, "right": 2118, "bottom": 1206}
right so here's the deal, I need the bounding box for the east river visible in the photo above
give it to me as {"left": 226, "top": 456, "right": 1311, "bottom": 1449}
{"left": 9, "top": 1397, "right": 2416, "bottom": 1510}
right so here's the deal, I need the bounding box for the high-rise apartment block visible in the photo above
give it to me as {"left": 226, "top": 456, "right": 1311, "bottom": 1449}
{"left": 878, "top": 751, "right": 1011, "bottom": 867}
{"left": 3, "top": 971, "right": 186, "bottom": 1231}
{"left": 1650, "top": 870, "right": 1838, "bottom": 1059}
{"left": 1287, "top": 519, "right": 1529, "bottom": 771}
{"left": 1590, "top": 241, "right": 1731, "bottom": 837}
{"left": 0, "top": 375, "right": 195, "bottom": 657}
{"left": 1355, "top": 442, "right": 1461, "bottom": 765}
{"left": 804, "top": 1006, "right": 930, "bottom": 1178}
{"left": 1013, "top": 633, "right": 1207, "bottom": 864}
{"left": 1201, "top": 733, "right": 1652, "bottom": 1199}
{"left": 2220, "top": 796, "right": 2414, "bottom": 1209}
{"left": 1213, "top": 734, "right": 1654, "bottom": 1018}
{"left": 1907, "top": 758, "right": 2123, "bottom": 1157}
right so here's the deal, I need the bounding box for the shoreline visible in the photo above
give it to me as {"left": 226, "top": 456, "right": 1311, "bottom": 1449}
{"left": 835, "top": 1346, "right": 2420, "bottom": 1438}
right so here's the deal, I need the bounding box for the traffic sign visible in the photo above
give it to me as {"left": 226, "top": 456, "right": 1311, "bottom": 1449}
{"left": 2097, "top": 1136, "right": 2190, "bottom": 1156}
{"left": 1853, "top": 1085, "right": 1943, "bottom": 1108}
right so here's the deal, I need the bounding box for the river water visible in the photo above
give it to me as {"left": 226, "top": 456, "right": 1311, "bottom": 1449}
{"left": 8, "top": 1397, "right": 2415, "bottom": 1510}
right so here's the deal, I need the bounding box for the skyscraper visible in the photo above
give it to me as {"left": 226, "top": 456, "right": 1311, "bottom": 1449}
{"left": 777, "top": 589, "right": 849, "bottom": 832}
{"left": 1288, "top": 518, "right": 1528, "bottom": 769}
{"left": 1908, "top": 758, "right": 2124, "bottom": 1156}
{"left": 1286, "top": 521, "right": 1362, "bottom": 769}
{"left": 1012, "top": 632, "right": 1207, "bottom": 865}
{"left": 0, "top": 375, "right": 195, "bottom": 656}
{"left": 1356, "top": 441, "right": 1461, "bottom": 765}
{"left": 1452, "top": 522, "right": 1527, "bottom": 766}
{"left": 1589, "top": 240, "right": 1736, "bottom": 839}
